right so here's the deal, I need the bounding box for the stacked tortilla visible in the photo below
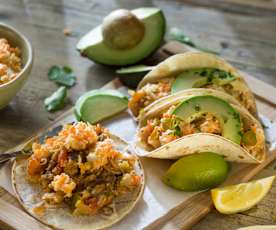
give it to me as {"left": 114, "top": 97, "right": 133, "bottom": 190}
{"left": 129, "top": 52, "right": 265, "bottom": 164}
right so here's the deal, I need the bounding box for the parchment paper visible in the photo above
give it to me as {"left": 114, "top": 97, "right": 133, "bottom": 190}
{"left": 0, "top": 80, "right": 258, "bottom": 230}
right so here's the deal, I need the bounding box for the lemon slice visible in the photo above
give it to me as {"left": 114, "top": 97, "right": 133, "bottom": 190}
{"left": 237, "top": 226, "right": 276, "bottom": 230}
{"left": 211, "top": 176, "right": 275, "bottom": 214}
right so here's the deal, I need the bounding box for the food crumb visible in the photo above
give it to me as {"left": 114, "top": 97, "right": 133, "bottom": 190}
{"left": 220, "top": 41, "right": 229, "bottom": 49}
{"left": 63, "top": 28, "right": 72, "bottom": 36}
{"left": 32, "top": 203, "right": 45, "bottom": 216}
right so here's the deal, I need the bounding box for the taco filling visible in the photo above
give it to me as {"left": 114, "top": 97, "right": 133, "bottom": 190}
{"left": 129, "top": 81, "right": 171, "bottom": 116}
{"left": 138, "top": 96, "right": 263, "bottom": 157}
{"left": 129, "top": 68, "right": 255, "bottom": 117}
{"left": 26, "top": 122, "right": 141, "bottom": 216}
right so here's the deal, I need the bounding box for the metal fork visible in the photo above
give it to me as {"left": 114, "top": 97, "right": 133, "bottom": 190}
{"left": 0, "top": 151, "right": 31, "bottom": 164}
{"left": 0, "top": 125, "right": 63, "bottom": 165}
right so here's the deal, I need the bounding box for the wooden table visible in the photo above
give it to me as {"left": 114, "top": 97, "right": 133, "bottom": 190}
{"left": 0, "top": 0, "right": 275, "bottom": 229}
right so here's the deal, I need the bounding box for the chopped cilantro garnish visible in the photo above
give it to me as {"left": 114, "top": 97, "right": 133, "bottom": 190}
{"left": 48, "top": 65, "right": 76, "bottom": 87}
{"left": 195, "top": 105, "right": 201, "bottom": 112}
{"left": 169, "top": 27, "right": 219, "bottom": 55}
{"left": 174, "top": 125, "right": 182, "bottom": 137}
{"left": 44, "top": 86, "right": 67, "bottom": 112}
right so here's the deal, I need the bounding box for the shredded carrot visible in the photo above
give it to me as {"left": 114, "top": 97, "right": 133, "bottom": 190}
{"left": 27, "top": 157, "right": 42, "bottom": 176}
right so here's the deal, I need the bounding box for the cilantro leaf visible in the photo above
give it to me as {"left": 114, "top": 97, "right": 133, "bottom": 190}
{"left": 48, "top": 66, "right": 76, "bottom": 87}
{"left": 48, "top": 66, "right": 60, "bottom": 80}
{"left": 169, "top": 27, "right": 219, "bottom": 55}
{"left": 44, "top": 86, "right": 67, "bottom": 112}
{"left": 169, "top": 27, "right": 195, "bottom": 47}
{"left": 174, "top": 125, "right": 182, "bottom": 137}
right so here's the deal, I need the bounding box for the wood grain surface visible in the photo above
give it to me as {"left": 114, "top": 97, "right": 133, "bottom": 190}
{"left": 0, "top": 0, "right": 276, "bottom": 229}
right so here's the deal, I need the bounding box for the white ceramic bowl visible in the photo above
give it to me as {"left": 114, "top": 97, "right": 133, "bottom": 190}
{"left": 0, "top": 23, "right": 33, "bottom": 109}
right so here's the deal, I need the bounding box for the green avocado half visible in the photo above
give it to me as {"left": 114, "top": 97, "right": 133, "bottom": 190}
{"left": 172, "top": 95, "right": 242, "bottom": 144}
{"left": 77, "top": 8, "right": 166, "bottom": 66}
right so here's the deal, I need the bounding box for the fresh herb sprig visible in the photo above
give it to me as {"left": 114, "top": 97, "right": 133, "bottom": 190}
{"left": 48, "top": 66, "right": 76, "bottom": 87}
{"left": 44, "top": 86, "right": 67, "bottom": 112}
{"left": 45, "top": 65, "right": 76, "bottom": 112}
{"left": 169, "top": 27, "right": 219, "bottom": 55}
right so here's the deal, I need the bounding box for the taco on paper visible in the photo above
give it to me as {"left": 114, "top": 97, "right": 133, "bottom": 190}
{"left": 135, "top": 89, "right": 265, "bottom": 164}
{"left": 12, "top": 122, "right": 144, "bottom": 230}
{"left": 128, "top": 52, "right": 257, "bottom": 118}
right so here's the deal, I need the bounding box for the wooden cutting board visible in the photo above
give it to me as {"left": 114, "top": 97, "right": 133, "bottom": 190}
{"left": 0, "top": 41, "right": 276, "bottom": 230}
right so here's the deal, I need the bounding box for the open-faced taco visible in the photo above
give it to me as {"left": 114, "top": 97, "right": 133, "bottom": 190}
{"left": 12, "top": 122, "right": 144, "bottom": 230}
{"left": 128, "top": 52, "right": 257, "bottom": 118}
{"left": 135, "top": 89, "right": 265, "bottom": 164}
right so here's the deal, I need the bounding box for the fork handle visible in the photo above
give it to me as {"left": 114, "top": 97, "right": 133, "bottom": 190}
{"left": 0, "top": 151, "right": 22, "bottom": 164}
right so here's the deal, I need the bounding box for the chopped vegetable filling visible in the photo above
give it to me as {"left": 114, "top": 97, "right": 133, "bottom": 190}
{"left": 128, "top": 81, "right": 171, "bottom": 116}
{"left": 0, "top": 38, "right": 22, "bottom": 85}
{"left": 139, "top": 105, "right": 261, "bottom": 155}
{"left": 27, "top": 122, "right": 141, "bottom": 216}
{"left": 129, "top": 73, "right": 255, "bottom": 117}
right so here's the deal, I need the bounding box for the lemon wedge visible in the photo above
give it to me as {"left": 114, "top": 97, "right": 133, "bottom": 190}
{"left": 237, "top": 226, "right": 276, "bottom": 230}
{"left": 211, "top": 176, "right": 275, "bottom": 214}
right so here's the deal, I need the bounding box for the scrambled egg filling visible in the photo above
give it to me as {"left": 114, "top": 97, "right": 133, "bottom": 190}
{"left": 27, "top": 122, "right": 141, "bottom": 216}
{"left": 139, "top": 106, "right": 261, "bottom": 155}
{"left": 139, "top": 108, "right": 222, "bottom": 149}
{"left": 128, "top": 81, "right": 171, "bottom": 116}
{"left": 51, "top": 173, "right": 76, "bottom": 198}
{"left": 0, "top": 38, "right": 22, "bottom": 84}
{"left": 129, "top": 79, "right": 255, "bottom": 117}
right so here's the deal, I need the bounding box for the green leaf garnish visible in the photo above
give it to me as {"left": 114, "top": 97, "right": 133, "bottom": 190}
{"left": 169, "top": 27, "right": 195, "bottom": 47}
{"left": 48, "top": 66, "right": 76, "bottom": 87}
{"left": 174, "top": 125, "right": 182, "bottom": 137}
{"left": 44, "top": 86, "right": 67, "bottom": 112}
{"left": 169, "top": 27, "right": 219, "bottom": 55}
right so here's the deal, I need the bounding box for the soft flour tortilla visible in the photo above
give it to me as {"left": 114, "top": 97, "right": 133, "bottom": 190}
{"left": 139, "top": 88, "right": 245, "bottom": 121}
{"left": 136, "top": 90, "right": 265, "bottom": 164}
{"left": 12, "top": 134, "right": 145, "bottom": 230}
{"left": 138, "top": 52, "right": 257, "bottom": 116}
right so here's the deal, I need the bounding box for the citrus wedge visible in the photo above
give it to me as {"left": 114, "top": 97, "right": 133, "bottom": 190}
{"left": 211, "top": 176, "right": 275, "bottom": 214}
{"left": 237, "top": 226, "right": 276, "bottom": 230}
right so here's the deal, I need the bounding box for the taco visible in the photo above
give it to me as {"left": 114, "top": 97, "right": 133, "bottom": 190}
{"left": 135, "top": 90, "right": 265, "bottom": 164}
{"left": 128, "top": 52, "right": 257, "bottom": 118}
{"left": 12, "top": 122, "right": 144, "bottom": 230}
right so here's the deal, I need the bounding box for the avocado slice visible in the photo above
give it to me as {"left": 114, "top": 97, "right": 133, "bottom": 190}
{"left": 171, "top": 68, "right": 236, "bottom": 93}
{"left": 116, "top": 65, "right": 154, "bottom": 88}
{"left": 172, "top": 95, "right": 242, "bottom": 144}
{"left": 75, "top": 89, "right": 128, "bottom": 124}
{"left": 77, "top": 8, "right": 166, "bottom": 66}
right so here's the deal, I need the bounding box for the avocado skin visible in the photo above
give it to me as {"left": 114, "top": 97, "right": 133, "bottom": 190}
{"left": 163, "top": 152, "right": 229, "bottom": 191}
{"left": 77, "top": 8, "right": 166, "bottom": 66}
{"left": 118, "top": 72, "right": 148, "bottom": 89}
{"left": 172, "top": 95, "right": 242, "bottom": 144}
{"left": 116, "top": 65, "right": 154, "bottom": 88}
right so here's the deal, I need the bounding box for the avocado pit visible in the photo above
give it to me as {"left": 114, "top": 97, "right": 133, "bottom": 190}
{"left": 102, "top": 9, "right": 145, "bottom": 50}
